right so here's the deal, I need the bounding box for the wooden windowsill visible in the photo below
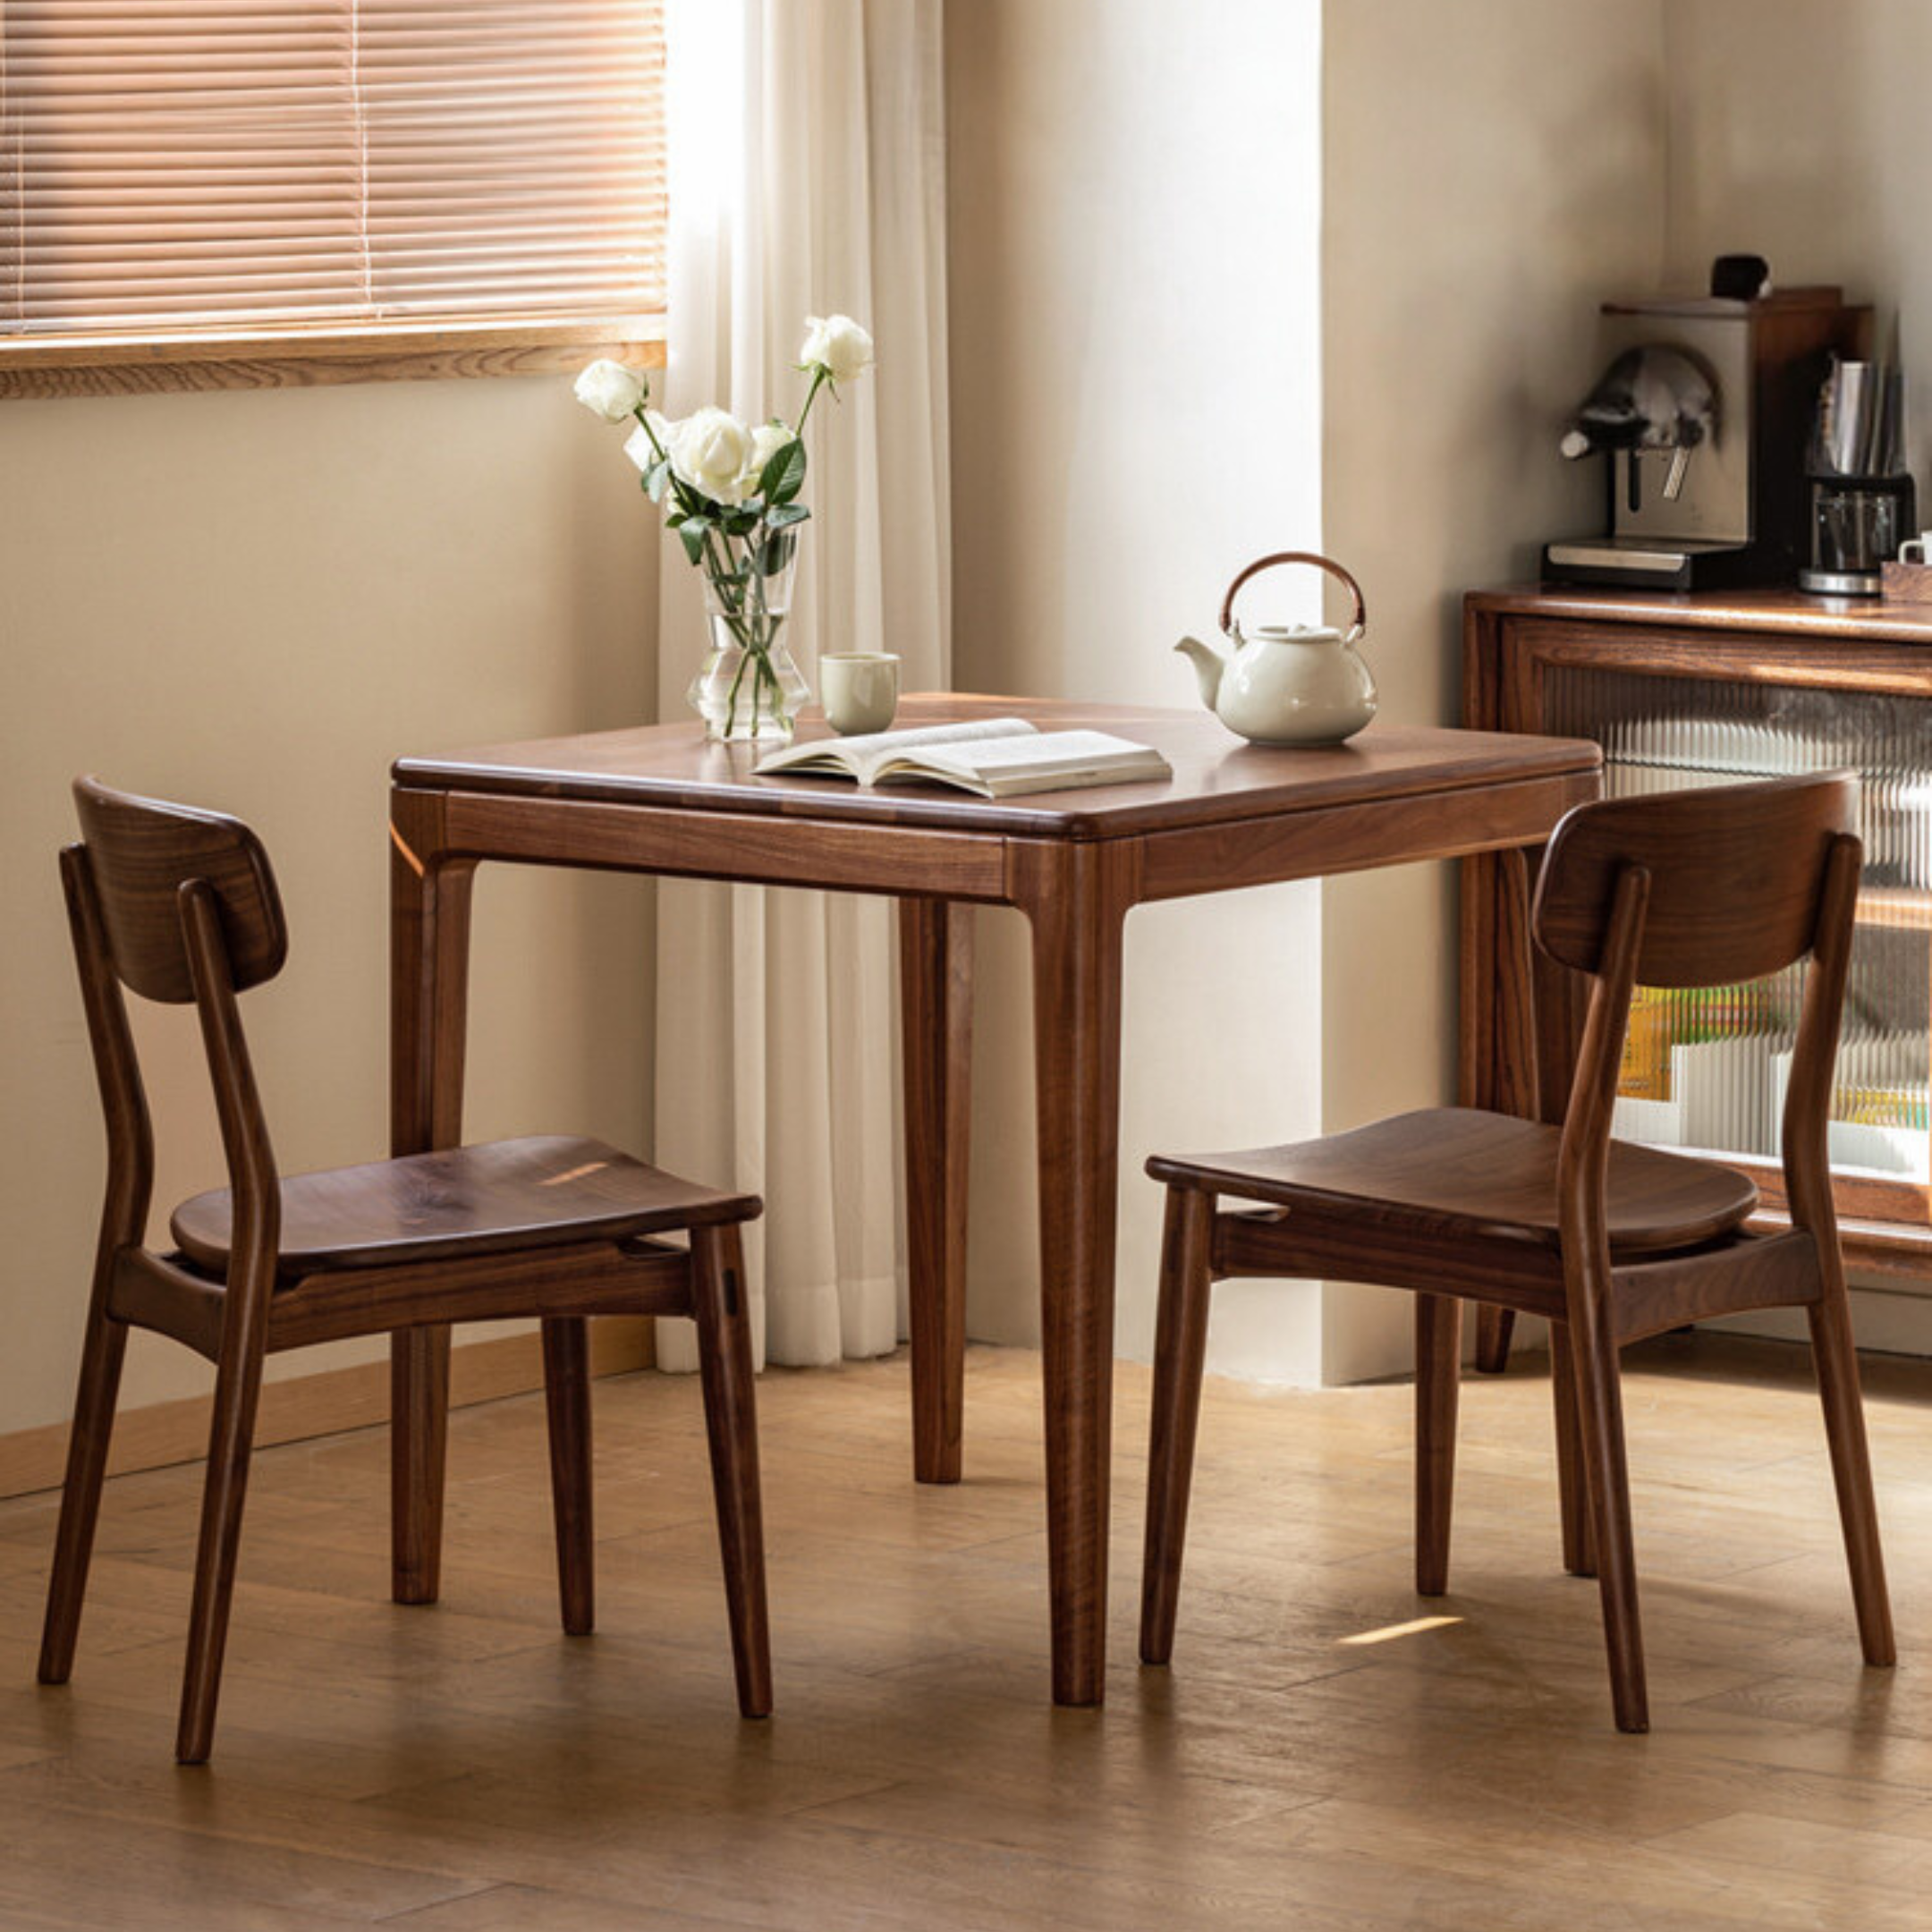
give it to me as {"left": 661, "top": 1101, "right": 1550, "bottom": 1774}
{"left": 0, "top": 316, "right": 667, "bottom": 401}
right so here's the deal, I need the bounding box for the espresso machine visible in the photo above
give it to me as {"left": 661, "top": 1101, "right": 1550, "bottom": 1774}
{"left": 1544, "top": 278, "right": 1870, "bottom": 590}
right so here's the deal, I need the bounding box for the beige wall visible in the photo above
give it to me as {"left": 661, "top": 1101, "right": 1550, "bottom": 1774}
{"left": 945, "top": 0, "right": 1330, "bottom": 1377}
{"left": 1, "top": 375, "right": 658, "bottom": 1434}
{"left": 1663, "top": 0, "right": 1932, "bottom": 486}
{"left": 1319, "top": 1, "right": 1668, "bottom": 1377}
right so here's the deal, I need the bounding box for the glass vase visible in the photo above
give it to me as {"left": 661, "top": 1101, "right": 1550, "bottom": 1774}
{"left": 685, "top": 539, "right": 809, "bottom": 741}
{"left": 688, "top": 631, "right": 810, "bottom": 742}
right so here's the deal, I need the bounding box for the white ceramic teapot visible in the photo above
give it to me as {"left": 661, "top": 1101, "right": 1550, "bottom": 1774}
{"left": 1175, "top": 551, "right": 1377, "bottom": 747}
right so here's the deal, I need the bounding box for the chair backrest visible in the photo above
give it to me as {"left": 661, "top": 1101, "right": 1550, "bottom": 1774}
{"left": 1533, "top": 773, "right": 1858, "bottom": 988}
{"left": 1530, "top": 772, "right": 1861, "bottom": 1242}
{"left": 72, "top": 776, "right": 287, "bottom": 1004}
{"left": 66, "top": 779, "right": 288, "bottom": 1274}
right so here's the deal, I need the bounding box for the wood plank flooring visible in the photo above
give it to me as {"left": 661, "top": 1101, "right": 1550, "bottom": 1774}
{"left": 4, "top": 1334, "right": 1932, "bottom": 1928}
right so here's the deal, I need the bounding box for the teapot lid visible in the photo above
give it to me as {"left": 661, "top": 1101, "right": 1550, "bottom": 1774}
{"left": 1246, "top": 621, "right": 1346, "bottom": 643}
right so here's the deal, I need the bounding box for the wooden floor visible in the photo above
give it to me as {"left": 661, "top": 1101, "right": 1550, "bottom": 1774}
{"left": 6, "top": 1334, "right": 1932, "bottom": 1928}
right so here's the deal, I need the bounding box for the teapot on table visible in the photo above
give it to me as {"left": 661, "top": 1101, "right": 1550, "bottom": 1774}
{"left": 1176, "top": 550, "right": 1377, "bottom": 747}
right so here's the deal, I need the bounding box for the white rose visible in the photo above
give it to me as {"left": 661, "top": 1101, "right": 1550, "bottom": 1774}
{"left": 668, "top": 406, "right": 758, "bottom": 505}
{"left": 623, "top": 411, "right": 674, "bottom": 476}
{"left": 745, "top": 421, "right": 796, "bottom": 489}
{"left": 800, "top": 314, "right": 874, "bottom": 386}
{"left": 574, "top": 357, "right": 648, "bottom": 422}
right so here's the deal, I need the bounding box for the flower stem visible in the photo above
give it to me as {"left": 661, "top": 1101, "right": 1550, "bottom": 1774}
{"left": 723, "top": 646, "right": 751, "bottom": 731}
{"left": 630, "top": 402, "right": 672, "bottom": 464}
{"left": 793, "top": 366, "right": 831, "bottom": 438}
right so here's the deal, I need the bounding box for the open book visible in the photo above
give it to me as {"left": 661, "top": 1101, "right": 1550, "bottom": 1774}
{"left": 753, "top": 716, "right": 1173, "bottom": 800}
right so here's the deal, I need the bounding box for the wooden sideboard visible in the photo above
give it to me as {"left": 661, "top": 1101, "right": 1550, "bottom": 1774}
{"left": 1462, "top": 586, "right": 1932, "bottom": 1300}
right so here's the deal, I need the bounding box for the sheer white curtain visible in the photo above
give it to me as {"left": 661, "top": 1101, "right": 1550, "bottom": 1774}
{"left": 652, "top": 0, "right": 951, "bottom": 1370}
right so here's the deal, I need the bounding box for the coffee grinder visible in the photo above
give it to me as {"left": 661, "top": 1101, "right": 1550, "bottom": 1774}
{"left": 1544, "top": 269, "right": 1870, "bottom": 591}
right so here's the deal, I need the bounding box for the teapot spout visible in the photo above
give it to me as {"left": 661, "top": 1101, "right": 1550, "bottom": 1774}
{"left": 1174, "top": 635, "right": 1224, "bottom": 713}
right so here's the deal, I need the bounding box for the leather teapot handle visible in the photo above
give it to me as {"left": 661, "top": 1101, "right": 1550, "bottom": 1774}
{"left": 1220, "top": 550, "right": 1367, "bottom": 636}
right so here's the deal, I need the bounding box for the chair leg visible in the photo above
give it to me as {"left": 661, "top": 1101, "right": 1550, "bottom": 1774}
{"left": 391, "top": 1326, "right": 450, "bottom": 1606}
{"left": 1415, "top": 1294, "right": 1462, "bottom": 1597}
{"left": 175, "top": 1330, "right": 268, "bottom": 1765}
{"left": 1549, "top": 1322, "right": 1596, "bottom": 1579}
{"left": 1564, "top": 1299, "right": 1646, "bottom": 1733}
{"left": 1474, "top": 1305, "right": 1515, "bottom": 1375}
{"left": 38, "top": 1304, "right": 129, "bottom": 1685}
{"left": 542, "top": 1317, "right": 596, "bottom": 1637}
{"left": 1806, "top": 1293, "right": 1894, "bottom": 1666}
{"left": 691, "top": 1223, "right": 771, "bottom": 1719}
{"left": 1140, "top": 1185, "right": 1215, "bottom": 1666}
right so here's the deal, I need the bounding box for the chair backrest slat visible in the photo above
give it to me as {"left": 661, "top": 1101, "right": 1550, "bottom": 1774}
{"left": 72, "top": 777, "right": 288, "bottom": 1004}
{"left": 1532, "top": 774, "right": 1858, "bottom": 987}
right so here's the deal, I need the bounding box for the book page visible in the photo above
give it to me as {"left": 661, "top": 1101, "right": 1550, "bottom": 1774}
{"left": 869, "top": 730, "right": 1171, "bottom": 798}
{"left": 829, "top": 716, "right": 1038, "bottom": 758}
{"left": 755, "top": 715, "right": 1038, "bottom": 780}
{"left": 904, "top": 730, "right": 1156, "bottom": 775}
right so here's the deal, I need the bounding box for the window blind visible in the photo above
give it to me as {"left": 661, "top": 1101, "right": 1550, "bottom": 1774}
{"left": 1, "top": 0, "right": 666, "bottom": 338}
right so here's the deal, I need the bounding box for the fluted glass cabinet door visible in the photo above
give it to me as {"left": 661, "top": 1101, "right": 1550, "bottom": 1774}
{"left": 1544, "top": 664, "right": 1930, "bottom": 1212}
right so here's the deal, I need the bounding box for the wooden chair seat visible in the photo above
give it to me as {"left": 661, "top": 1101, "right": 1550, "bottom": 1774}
{"left": 171, "top": 1136, "right": 759, "bottom": 1276}
{"left": 1148, "top": 1107, "right": 1758, "bottom": 1258}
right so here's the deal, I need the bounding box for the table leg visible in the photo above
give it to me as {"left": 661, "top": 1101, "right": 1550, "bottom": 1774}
{"left": 388, "top": 794, "right": 475, "bottom": 1605}
{"left": 1018, "top": 842, "right": 1136, "bottom": 1707}
{"left": 899, "top": 898, "right": 973, "bottom": 1484}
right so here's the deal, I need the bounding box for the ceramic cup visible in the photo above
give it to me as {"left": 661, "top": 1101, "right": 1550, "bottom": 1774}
{"left": 820, "top": 652, "right": 900, "bottom": 734}
{"left": 1900, "top": 531, "right": 1932, "bottom": 565}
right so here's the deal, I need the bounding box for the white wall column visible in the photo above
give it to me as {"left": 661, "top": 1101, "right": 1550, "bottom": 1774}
{"left": 945, "top": 0, "right": 1328, "bottom": 1379}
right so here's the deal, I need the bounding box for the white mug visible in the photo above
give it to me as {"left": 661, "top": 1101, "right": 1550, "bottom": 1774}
{"left": 820, "top": 653, "right": 900, "bottom": 734}
{"left": 1900, "top": 531, "right": 1932, "bottom": 565}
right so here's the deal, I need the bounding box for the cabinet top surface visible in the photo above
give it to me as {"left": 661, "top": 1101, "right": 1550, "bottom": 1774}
{"left": 393, "top": 694, "right": 1599, "bottom": 841}
{"left": 1470, "top": 584, "right": 1932, "bottom": 648}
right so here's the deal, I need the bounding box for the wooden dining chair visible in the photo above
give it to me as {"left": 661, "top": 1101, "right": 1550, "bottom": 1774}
{"left": 38, "top": 777, "right": 771, "bottom": 1763}
{"left": 1139, "top": 773, "right": 1894, "bottom": 1732}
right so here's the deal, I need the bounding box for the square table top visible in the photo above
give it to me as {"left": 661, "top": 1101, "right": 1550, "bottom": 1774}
{"left": 394, "top": 694, "right": 1600, "bottom": 843}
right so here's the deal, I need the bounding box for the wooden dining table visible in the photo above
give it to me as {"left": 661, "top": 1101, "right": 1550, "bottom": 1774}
{"left": 387, "top": 695, "right": 1600, "bottom": 1707}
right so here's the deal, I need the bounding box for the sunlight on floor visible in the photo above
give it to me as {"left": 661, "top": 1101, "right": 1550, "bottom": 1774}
{"left": 1337, "top": 1614, "right": 1465, "bottom": 1647}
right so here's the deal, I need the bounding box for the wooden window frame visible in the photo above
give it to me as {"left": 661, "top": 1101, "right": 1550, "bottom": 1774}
{"left": 0, "top": 318, "right": 665, "bottom": 402}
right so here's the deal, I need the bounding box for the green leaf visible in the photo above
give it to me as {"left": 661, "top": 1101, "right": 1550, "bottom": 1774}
{"left": 678, "top": 520, "right": 711, "bottom": 565}
{"left": 764, "top": 501, "right": 810, "bottom": 530}
{"left": 644, "top": 459, "right": 671, "bottom": 503}
{"left": 753, "top": 529, "right": 798, "bottom": 578}
{"left": 759, "top": 437, "right": 807, "bottom": 504}
{"left": 722, "top": 506, "right": 761, "bottom": 538}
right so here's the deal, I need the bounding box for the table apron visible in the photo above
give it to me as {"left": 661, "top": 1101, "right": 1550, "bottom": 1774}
{"left": 402, "top": 771, "right": 1595, "bottom": 912}
{"left": 428, "top": 791, "right": 1013, "bottom": 902}
{"left": 1135, "top": 771, "right": 1598, "bottom": 902}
